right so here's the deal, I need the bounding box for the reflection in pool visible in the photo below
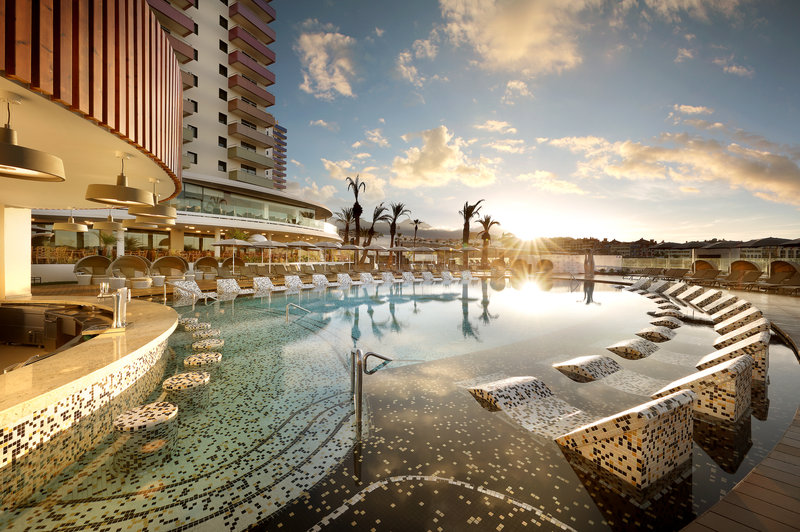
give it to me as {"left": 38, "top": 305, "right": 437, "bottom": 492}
{"left": 1, "top": 279, "right": 797, "bottom": 531}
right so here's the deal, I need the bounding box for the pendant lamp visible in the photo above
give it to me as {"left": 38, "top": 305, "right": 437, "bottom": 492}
{"left": 135, "top": 214, "right": 176, "bottom": 226}
{"left": 122, "top": 218, "right": 159, "bottom": 229}
{"left": 127, "top": 178, "right": 177, "bottom": 219}
{"left": 92, "top": 209, "right": 123, "bottom": 232}
{"left": 85, "top": 154, "right": 154, "bottom": 207}
{"left": 53, "top": 209, "right": 88, "bottom": 232}
{"left": 0, "top": 96, "right": 66, "bottom": 182}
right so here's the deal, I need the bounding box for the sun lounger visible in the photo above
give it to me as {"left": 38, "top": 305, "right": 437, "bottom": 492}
{"left": 170, "top": 280, "right": 218, "bottom": 304}
{"left": 284, "top": 275, "right": 315, "bottom": 290}
{"left": 217, "top": 278, "right": 255, "bottom": 297}
{"left": 336, "top": 273, "right": 363, "bottom": 286}
{"left": 381, "top": 272, "right": 403, "bottom": 283}
{"left": 359, "top": 272, "right": 383, "bottom": 284}
{"left": 421, "top": 271, "right": 442, "bottom": 282}
{"left": 253, "top": 276, "right": 287, "bottom": 294}
{"left": 401, "top": 272, "right": 423, "bottom": 283}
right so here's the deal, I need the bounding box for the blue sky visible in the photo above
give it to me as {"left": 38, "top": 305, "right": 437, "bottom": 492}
{"left": 269, "top": 0, "right": 800, "bottom": 242}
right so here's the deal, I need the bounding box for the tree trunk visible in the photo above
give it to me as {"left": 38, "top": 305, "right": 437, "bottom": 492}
{"left": 462, "top": 221, "right": 469, "bottom": 246}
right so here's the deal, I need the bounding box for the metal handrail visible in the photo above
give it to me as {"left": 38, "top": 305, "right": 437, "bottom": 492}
{"left": 285, "top": 303, "right": 311, "bottom": 322}
{"left": 350, "top": 348, "right": 393, "bottom": 442}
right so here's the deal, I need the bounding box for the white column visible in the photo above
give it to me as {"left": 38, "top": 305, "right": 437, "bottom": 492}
{"left": 169, "top": 227, "right": 185, "bottom": 251}
{"left": 116, "top": 229, "right": 125, "bottom": 257}
{"left": 214, "top": 228, "right": 221, "bottom": 258}
{"left": 0, "top": 206, "right": 32, "bottom": 299}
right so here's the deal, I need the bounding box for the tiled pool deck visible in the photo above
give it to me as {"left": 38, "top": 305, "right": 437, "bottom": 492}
{"left": 20, "top": 276, "right": 800, "bottom": 531}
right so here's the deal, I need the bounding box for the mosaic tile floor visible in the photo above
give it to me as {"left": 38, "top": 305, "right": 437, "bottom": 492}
{"left": 2, "top": 279, "right": 799, "bottom": 531}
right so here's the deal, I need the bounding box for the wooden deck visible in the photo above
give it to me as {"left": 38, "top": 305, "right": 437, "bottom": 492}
{"left": 684, "top": 408, "right": 800, "bottom": 531}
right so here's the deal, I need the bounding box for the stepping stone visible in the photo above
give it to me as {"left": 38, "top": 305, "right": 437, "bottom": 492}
{"left": 650, "top": 316, "right": 682, "bottom": 329}
{"left": 184, "top": 352, "right": 223, "bottom": 367}
{"left": 636, "top": 326, "right": 676, "bottom": 343}
{"left": 163, "top": 372, "right": 211, "bottom": 391}
{"left": 114, "top": 402, "right": 178, "bottom": 432}
{"left": 663, "top": 282, "right": 689, "bottom": 297}
{"left": 650, "top": 309, "right": 683, "bottom": 319}
{"left": 697, "top": 331, "right": 770, "bottom": 381}
{"left": 192, "top": 338, "right": 224, "bottom": 351}
{"left": 606, "top": 338, "right": 659, "bottom": 360}
{"left": 690, "top": 289, "right": 722, "bottom": 310}
{"left": 553, "top": 355, "right": 622, "bottom": 383}
{"left": 647, "top": 280, "right": 670, "bottom": 293}
{"left": 192, "top": 328, "right": 221, "bottom": 339}
{"left": 677, "top": 285, "right": 705, "bottom": 302}
{"left": 178, "top": 317, "right": 198, "bottom": 326}
{"left": 184, "top": 322, "right": 211, "bottom": 332}
{"left": 658, "top": 303, "right": 681, "bottom": 311}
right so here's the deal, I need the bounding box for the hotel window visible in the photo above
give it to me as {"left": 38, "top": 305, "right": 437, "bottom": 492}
{"left": 218, "top": 89, "right": 227, "bottom": 101}
{"left": 241, "top": 97, "right": 257, "bottom": 107}
{"left": 218, "top": 136, "right": 227, "bottom": 148}
{"left": 188, "top": 125, "right": 198, "bottom": 138}
{"left": 218, "top": 113, "right": 227, "bottom": 125}
{"left": 242, "top": 119, "right": 257, "bottom": 130}
{"left": 241, "top": 164, "right": 257, "bottom": 175}
{"left": 218, "top": 161, "right": 227, "bottom": 172}
{"left": 186, "top": 151, "right": 197, "bottom": 164}
{"left": 219, "top": 64, "right": 227, "bottom": 77}
{"left": 241, "top": 141, "right": 256, "bottom": 152}
{"left": 219, "top": 16, "right": 228, "bottom": 29}
{"left": 219, "top": 40, "right": 228, "bottom": 53}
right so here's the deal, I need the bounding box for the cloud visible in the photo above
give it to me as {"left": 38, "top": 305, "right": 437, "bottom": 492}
{"left": 674, "top": 48, "right": 694, "bottom": 63}
{"left": 285, "top": 180, "right": 337, "bottom": 204}
{"left": 502, "top": 80, "right": 533, "bottom": 105}
{"left": 321, "top": 158, "right": 386, "bottom": 202}
{"left": 474, "top": 120, "right": 517, "bottom": 134}
{"left": 548, "top": 128, "right": 800, "bottom": 206}
{"left": 413, "top": 38, "right": 438, "bottom": 59}
{"left": 295, "top": 20, "right": 357, "bottom": 100}
{"left": 365, "top": 128, "right": 390, "bottom": 148}
{"left": 354, "top": 152, "right": 371, "bottom": 159}
{"left": 679, "top": 186, "right": 700, "bottom": 194}
{"left": 439, "top": 0, "right": 601, "bottom": 77}
{"left": 391, "top": 125, "right": 497, "bottom": 188}
{"left": 516, "top": 170, "right": 587, "bottom": 195}
{"left": 309, "top": 119, "right": 339, "bottom": 131}
{"left": 396, "top": 50, "right": 424, "bottom": 87}
{"left": 351, "top": 140, "right": 364, "bottom": 149}
{"left": 640, "top": 0, "right": 751, "bottom": 23}
{"left": 713, "top": 56, "right": 754, "bottom": 77}
{"left": 484, "top": 138, "right": 529, "bottom": 154}
{"left": 375, "top": 27, "right": 384, "bottom": 37}
{"left": 673, "top": 104, "right": 714, "bottom": 115}
{"left": 290, "top": 159, "right": 304, "bottom": 168}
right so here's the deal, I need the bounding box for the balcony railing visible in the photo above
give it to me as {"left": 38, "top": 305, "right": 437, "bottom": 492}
{"left": 147, "top": 0, "right": 194, "bottom": 37}
{"left": 228, "top": 146, "right": 275, "bottom": 169}
{"left": 166, "top": 34, "right": 195, "bottom": 64}
{"left": 228, "top": 75, "right": 274, "bottom": 107}
{"left": 228, "top": 50, "right": 275, "bottom": 86}
{"left": 227, "top": 98, "right": 275, "bottom": 127}
{"left": 229, "top": 26, "right": 275, "bottom": 65}
{"left": 228, "top": 122, "right": 276, "bottom": 148}
{"left": 229, "top": 2, "right": 275, "bottom": 43}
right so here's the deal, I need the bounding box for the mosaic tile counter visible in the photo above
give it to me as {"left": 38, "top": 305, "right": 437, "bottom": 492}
{"left": 1, "top": 281, "right": 799, "bottom": 531}
{"left": 0, "top": 297, "right": 177, "bottom": 507}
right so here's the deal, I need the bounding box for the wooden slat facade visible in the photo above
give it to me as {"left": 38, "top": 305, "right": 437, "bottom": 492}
{"left": 0, "top": 0, "right": 182, "bottom": 198}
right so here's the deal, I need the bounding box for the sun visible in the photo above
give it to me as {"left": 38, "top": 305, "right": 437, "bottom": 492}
{"left": 500, "top": 211, "right": 545, "bottom": 241}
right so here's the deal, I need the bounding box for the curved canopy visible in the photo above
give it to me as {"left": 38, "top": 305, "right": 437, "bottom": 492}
{"left": 730, "top": 260, "right": 760, "bottom": 272}
{"left": 73, "top": 255, "right": 111, "bottom": 275}
{"left": 194, "top": 256, "right": 220, "bottom": 270}
{"left": 221, "top": 256, "right": 245, "bottom": 268}
{"left": 692, "top": 260, "right": 716, "bottom": 271}
{"left": 151, "top": 255, "right": 189, "bottom": 276}
{"left": 770, "top": 260, "right": 800, "bottom": 274}
{"left": 109, "top": 255, "right": 150, "bottom": 278}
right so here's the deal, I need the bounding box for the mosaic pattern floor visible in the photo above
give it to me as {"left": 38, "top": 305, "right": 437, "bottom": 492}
{"left": 2, "top": 280, "right": 799, "bottom": 531}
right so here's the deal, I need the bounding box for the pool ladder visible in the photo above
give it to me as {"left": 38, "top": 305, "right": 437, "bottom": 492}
{"left": 350, "top": 348, "right": 392, "bottom": 442}
{"left": 285, "top": 303, "right": 311, "bottom": 322}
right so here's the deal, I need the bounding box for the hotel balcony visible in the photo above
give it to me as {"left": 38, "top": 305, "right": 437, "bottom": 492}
{"left": 236, "top": 0, "right": 275, "bottom": 23}
{"left": 228, "top": 146, "right": 276, "bottom": 169}
{"left": 229, "top": 27, "right": 275, "bottom": 65}
{"left": 229, "top": 3, "right": 275, "bottom": 44}
{"left": 228, "top": 122, "right": 276, "bottom": 149}
{"left": 273, "top": 169, "right": 286, "bottom": 178}
{"left": 172, "top": 0, "right": 196, "bottom": 8}
{"left": 228, "top": 75, "right": 274, "bottom": 107}
{"left": 228, "top": 98, "right": 275, "bottom": 127}
{"left": 166, "top": 34, "right": 195, "bottom": 64}
{"left": 229, "top": 169, "right": 275, "bottom": 188}
{"left": 228, "top": 50, "right": 275, "bottom": 86}
{"left": 182, "top": 126, "right": 194, "bottom": 144}
{"left": 183, "top": 98, "right": 196, "bottom": 117}
{"left": 181, "top": 70, "right": 197, "bottom": 89}
{"left": 146, "top": 0, "right": 194, "bottom": 37}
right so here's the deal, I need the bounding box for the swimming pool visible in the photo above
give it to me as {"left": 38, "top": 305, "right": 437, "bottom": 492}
{"left": 2, "top": 279, "right": 798, "bottom": 530}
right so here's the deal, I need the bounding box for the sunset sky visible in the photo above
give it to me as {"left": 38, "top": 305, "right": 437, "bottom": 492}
{"left": 269, "top": 0, "right": 800, "bottom": 242}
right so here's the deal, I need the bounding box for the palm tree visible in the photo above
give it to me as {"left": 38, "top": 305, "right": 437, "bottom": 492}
{"left": 387, "top": 202, "right": 411, "bottom": 251}
{"left": 335, "top": 207, "right": 355, "bottom": 244}
{"left": 477, "top": 214, "right": 500, "bottom": 268}
{"left": 411, "top": 218, "right": 423, "bottom": 248}
{"left": 360, "top": 203, "right": 390, "bottom": 263}
{"left": 346, "top": 175, "right": 366, "bottom": 245}
{"left": 459, "top": 199, "right": 484, "bottom": 247}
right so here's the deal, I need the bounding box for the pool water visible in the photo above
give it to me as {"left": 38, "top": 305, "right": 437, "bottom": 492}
{"left": 1, "top": 279, "right": 798, "bottom": 531}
